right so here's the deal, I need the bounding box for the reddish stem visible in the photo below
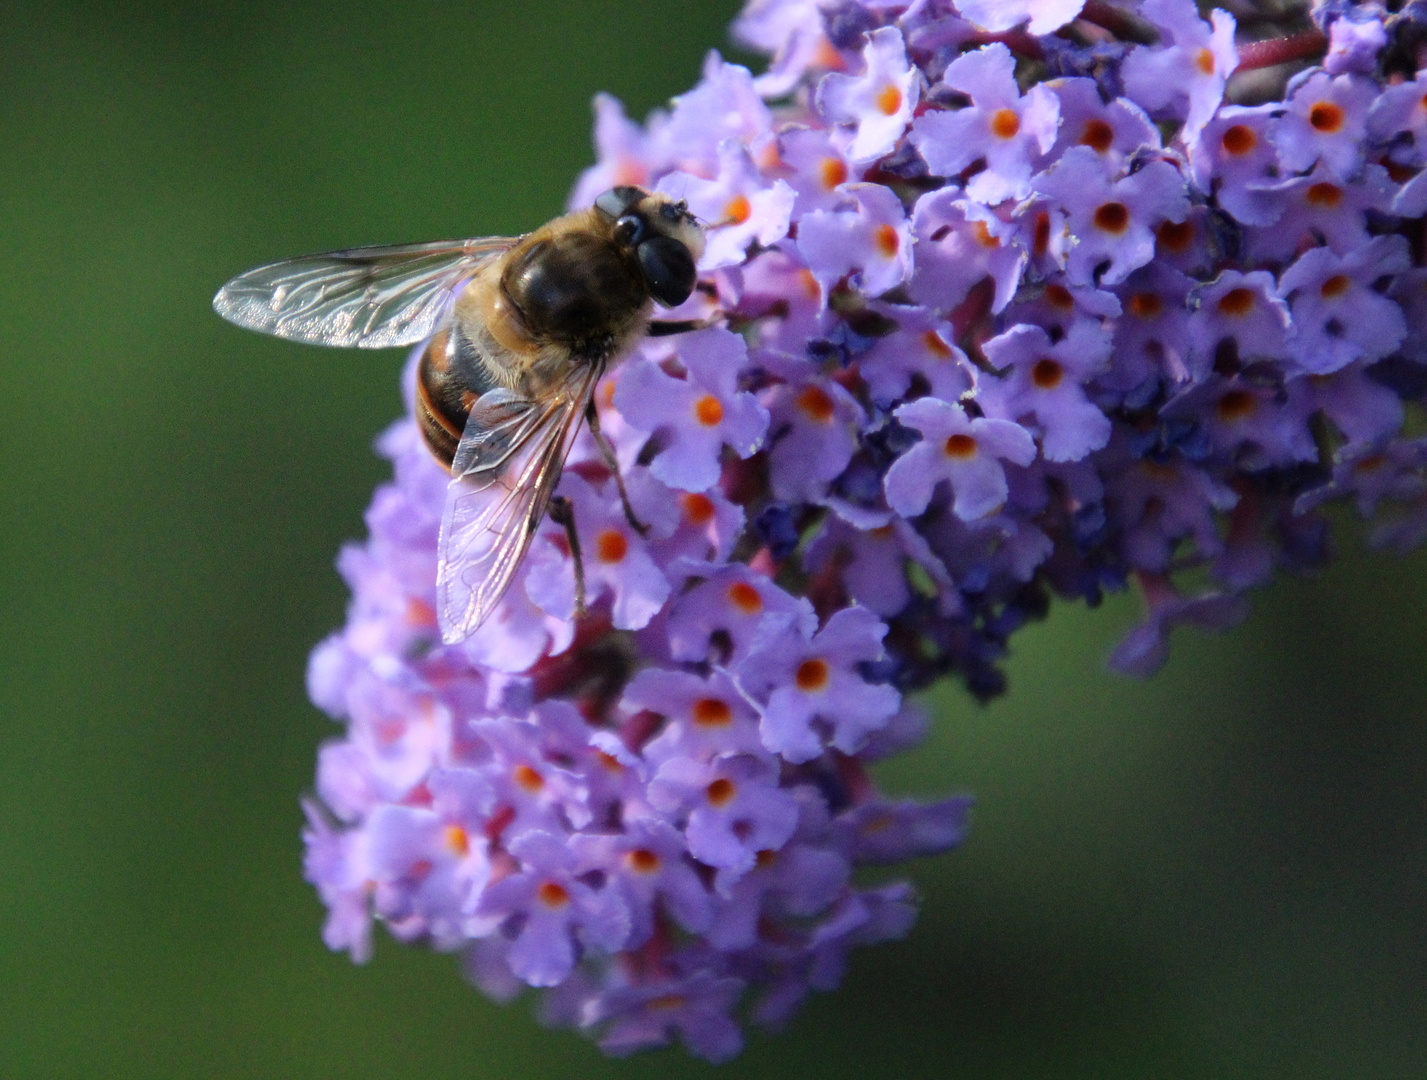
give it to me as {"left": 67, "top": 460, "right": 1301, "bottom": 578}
{"left": 1235, "top": 30, "right": 1328, "bottom": 72}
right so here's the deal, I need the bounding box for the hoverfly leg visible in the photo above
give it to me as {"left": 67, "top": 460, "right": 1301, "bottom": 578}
{"left": 548, "top": 495, "right": 587, "bottom": 619}
{"left": 647, "top": 315, "right": 719, "bottom": 338}
{"left": 585, "top": 399, "right": 648, "bottom": 537}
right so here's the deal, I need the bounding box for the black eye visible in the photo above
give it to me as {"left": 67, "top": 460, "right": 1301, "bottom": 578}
{"left": 660, "top": 200, "right": 684, "bottom": 223}
{"left": 637, "top": 236, "right": 697, "bottom": 307}
{"left": 594, "top": 185, "right": 645, "bottom": 221}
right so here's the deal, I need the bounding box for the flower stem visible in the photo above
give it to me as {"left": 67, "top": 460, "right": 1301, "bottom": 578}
{"left": 1235, "top": 30, "right": 1328, "bottom": 72}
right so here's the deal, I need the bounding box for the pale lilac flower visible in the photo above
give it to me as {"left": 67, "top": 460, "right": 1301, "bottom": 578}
{"left": 777, "top": 126, "right": 863, "bottom": 216}
{"left": 953, "top": 0, "right": 1086, "bottom": 36}
{"left": 797, "top": 181, "right": 914, "bottom": 295}
{"left": 1271, "top": 70, "right": 1378, "bottom": 180}
{"left": 1044, "top": 78, "right": 1161, "bottom": 176}
{"left": 908, "top": 188, "right": 1027, "bottom": 314}
{"left": 1324, "top": 11, "right": 1387, "bottom": 75}
{"left": 978, "top": 321, "right": 1114, "bottom": 462}
{"left": 1277, "top": 235, "right": 1410, "bottom": 374}
{"left": 1187, "top": 104, "right": 1284, "bottom": 226}
{"left": 660, "top": 142, "right": 795, "bottom": 270}
{"left": 885, "top": 398, "right": 1038, "bottom": 520}
{"left": 815, "top": 26, "right": 919, "bottom": 165}
{"left": 647, "top": 754, "right": 801, "bottom": 880}
{"left": 1122, "top": 0, "right": 1238, "bottom": 143}
{"left": 736, "top": 605, "right": 901, "bottom": 763}
{"left": 524, "top": 472, "right": 670, "bottom": 629}
{"left": 1034, "top": 147, "right": 1189, "bottom": 286}
{"left": 909, "top": 43, "right": 1060, "bottom": 204}
{"left": 614, "top": 328, "right": 769, "bottom": 492}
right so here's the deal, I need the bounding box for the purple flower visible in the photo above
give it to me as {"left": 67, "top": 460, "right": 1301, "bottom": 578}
{"left": 979, "top": 320, "right": 1114, "bottom": 462}
{"left": 885, "top": 398, "right": 1038, "bottom": 520}
{"left": 736, "top": 605, "right": 901, "bottom": 763}
{"left": 815, "top": 26, "right": 919, "bottom": 165}
{"left": 477, "top": 829, "right": 631, "bottom": 987}
{"left": 659, "top": 142, "right": 796, "bottom": 271}
{"left": 614, "top": 328, "right": 769, "bottom": 492}
{"left": 954, "top": 0, "right": 1086, "bottom": 38}
{"left": 1121, "top": 0, "right": 1237, "bottom": 143}
{"left": 1277, "top": 235, "right": 1410, "bottom": 375}
{"left": 909, "top": 43, "right": 1060, "bottom": 204}
{"left": 1271, "top": 70, "right": 1378, "bottom": 181}
{"left": 908, "top": 188, "right": 1027, "bottom": 314}
{"left": 1034, "top": 147, "right": 1189, "bottom": 286}
{"left": 797, "top": 181, "right": 914, "bottom": 295}
{"left": 647, "top": 754, "right": 801, "bottom": 881}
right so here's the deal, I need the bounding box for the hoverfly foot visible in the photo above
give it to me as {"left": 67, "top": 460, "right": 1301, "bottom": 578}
{"left": 584, "top": 399, "right": 649, "bottom": 538}
{"left": 549, "top": 495, "right": 588, "bottom": 619}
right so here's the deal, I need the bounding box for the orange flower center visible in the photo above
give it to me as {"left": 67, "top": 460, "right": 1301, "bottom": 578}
{"left": 1080, "top": 118, "right": 1115, "bottom": 153}
{"left": 1127, "top": 292, "right": 1163, "bottom": 319}
{"left": 797, "top": 384, "right": 837, "bottom": 422}
{"left": 1309, "top": 101, "right": 1345, "bottom": 133}
{"left": 538, "top": 882, "right": 571, "bottom": 908}
{"left": 626, "top": 848, "right": 661, "bottom": 874}
{"left": 921, "top": 329, "right": 954, "bottom": 359}
{"left": 511, "top": 766, "right": 545, "bottom": 795}
{"left": 444, "top": 825, "right": 470, "bottom": 856}
{"left": 943, "top": 433, "right": 978, "bottom": 459}
{"left": 796, "top": 658, "right": 831, "bottom": 692}
{"left": 1220, "top": 124, "right": 1256, "bottom": 156}
{"left": 706, "top": 778, "right": 736, "bottom": 807}
{"left": 727, "top": 581, "right": 763, "bottom": 614}
{"left": 972, "top": 220, "right": 1000, "bottom": 249}
{"left": 692, "top": 697, "right": 733, "bottom": 727}
{"left": 876, "top": 84, "right": 903, "bottom": 115}
{"left": 990, "top": 107, "right": 1021, "bottom": 139}
{"left": 596, "top": 529, "right": 629, "bottom": 563}
{"left": 1216, "top": 287, "right": 1255, "bottom": 317}
{"left": 819, "top": 156, "right": 849, "bottom": 190}
{"left": 1195, "top": 47, "right": 1216, "bottom": 75}
{"left": 1319, "top": 274, "right": 1351, "bottom": 299}
{"left": 1216, "top": 389, "right": 1256, "bottom": 421}
{"left": 681, "top": 492, "right": 716, "bottom": 525}
{"left": 1093, "top": 201, "right": 1130, "bottom": 234}
{"left": 1033, "top": 211, "right": 1052, "bottom": 257}
{"left": 1032, "top": 358, "right": 1064, "bottom": 388}
{"left": 724, "top": 193, "right": 752, "bottom": 225}
{"left": 1305, "top": 182, "right": 1343, "bottom": 208}
{"left": 694, "top": 394, "right": 724, "bottom": 426}
{"left": 874, "top": 223, "right": 900, "bottom": 257}
{"left": 1156, "top": 219, "right": 1193, "bottom": 253}
{"left": 1045, "top": 283, "right": 1074, "bottom": 311}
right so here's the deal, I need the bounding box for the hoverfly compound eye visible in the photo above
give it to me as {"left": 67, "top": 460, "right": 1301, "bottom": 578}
{"left": 614, "top": 214, "right": 646, "bottom": 247}
{"left": 594, "top": 185, "right": 647, "bottom": 222}
{"left": 637, "top": 236, "right": 698, "bottom": 307}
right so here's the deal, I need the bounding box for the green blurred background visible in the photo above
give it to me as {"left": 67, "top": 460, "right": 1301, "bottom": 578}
{"left": 2, "top": 2, "right": 1425, "bottom": 1076}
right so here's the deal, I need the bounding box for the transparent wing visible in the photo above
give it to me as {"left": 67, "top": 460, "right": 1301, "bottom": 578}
{"left": 212, "top": 236, "right": 515, "bottom": 349}
{"left": 436, "top": 365, "right": 602, "bottom": 643}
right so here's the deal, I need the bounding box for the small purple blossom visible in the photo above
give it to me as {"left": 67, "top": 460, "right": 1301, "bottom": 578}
{"left": 815, "top": 26, "right": 919, "bottom": 165}
{"left": 910, "top": 43, "right": 1060, "bottom": 204}
{"left": 885, "top": 398, "right": 1038, "bottom": 520}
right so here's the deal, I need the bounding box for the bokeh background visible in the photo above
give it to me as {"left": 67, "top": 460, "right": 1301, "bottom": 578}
{"left": 2, "top": 1, "right": 1426, "bottom": 1076}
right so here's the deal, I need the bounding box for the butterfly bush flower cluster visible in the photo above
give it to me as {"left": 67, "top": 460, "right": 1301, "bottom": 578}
{"left": 304, "top": 0, "right": 1427, "bottom": 1060}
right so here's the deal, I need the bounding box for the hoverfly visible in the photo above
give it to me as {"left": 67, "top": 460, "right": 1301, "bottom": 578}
{"left": 215, "top": 185, "right": 707, "bottom": 642}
